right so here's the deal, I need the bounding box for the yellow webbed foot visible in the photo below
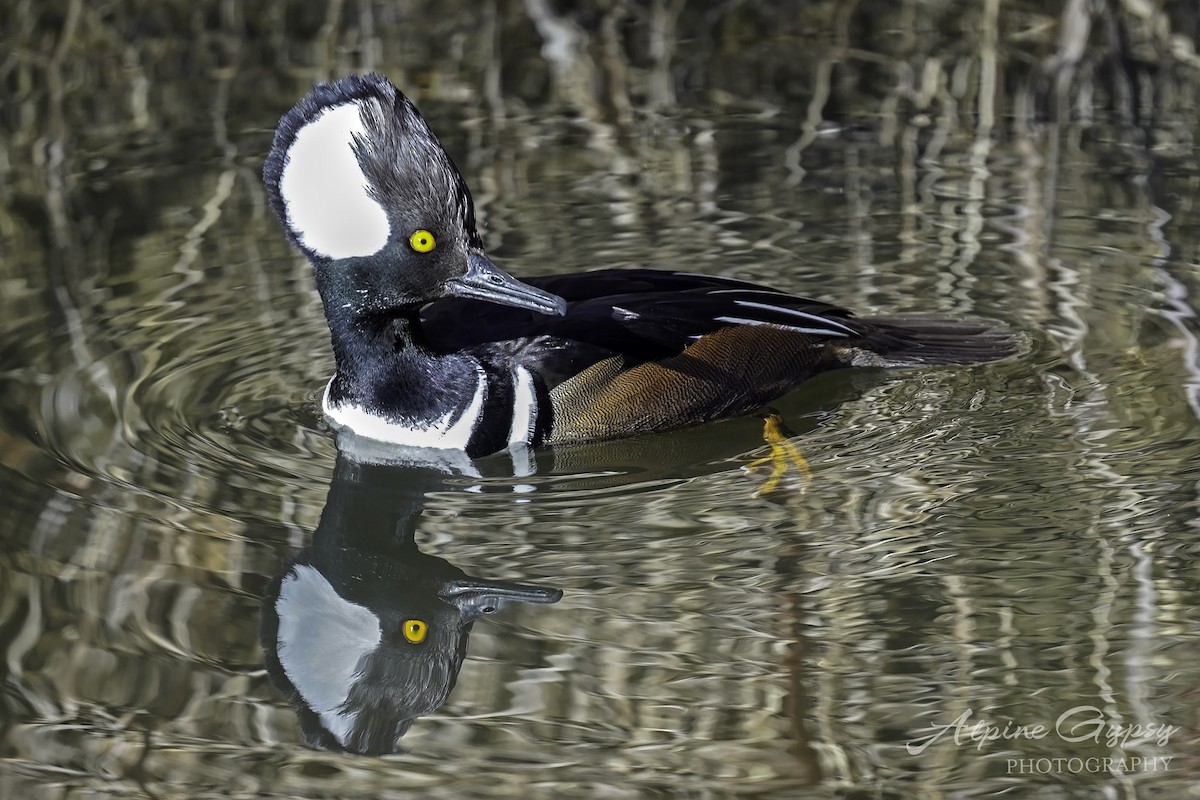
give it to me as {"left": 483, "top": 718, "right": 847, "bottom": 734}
{"left": 744, "top": 411, "right": 811, "bottom": 496}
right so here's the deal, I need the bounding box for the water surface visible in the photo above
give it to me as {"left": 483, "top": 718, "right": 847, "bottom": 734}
{"left": 2, "top": 3, "right": 1200, "bottom": 798}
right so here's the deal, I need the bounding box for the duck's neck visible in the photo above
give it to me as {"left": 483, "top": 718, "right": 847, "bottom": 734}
{"left": 320, "top": 299, "right": 481, "bottom": 423}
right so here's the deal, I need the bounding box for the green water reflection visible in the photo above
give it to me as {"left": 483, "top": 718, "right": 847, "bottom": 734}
{"left": 2, "top": 2, "right": 1200, "bottom": 798}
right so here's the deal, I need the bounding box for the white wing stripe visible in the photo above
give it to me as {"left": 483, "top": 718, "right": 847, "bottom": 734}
{"left": 713, "top": 316, "right": 852, "bottom": 337}
{"left": 731, "top": 299, "right": 857, "bottom": 334}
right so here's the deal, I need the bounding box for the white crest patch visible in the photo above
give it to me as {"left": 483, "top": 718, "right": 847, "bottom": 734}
{"left": 276, "top": 564, "right": 382, "bottom": 746}
{"left": 279, "top": 102, "right": 391, "bottom": 260}
{"left": 322, "top": 366, "right": 488, "bottom": 450}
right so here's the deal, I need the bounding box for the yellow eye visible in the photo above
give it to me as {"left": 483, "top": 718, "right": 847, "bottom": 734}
{"left": 409, "top": 230, "right": 436, "bottom": 253}
{"left": 402, "top": 619, "right": 428, "bottom": 643}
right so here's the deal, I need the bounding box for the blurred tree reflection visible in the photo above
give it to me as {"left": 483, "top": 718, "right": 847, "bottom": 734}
{"left": 3, "top": 1, "right": 1198, "bottom": 148}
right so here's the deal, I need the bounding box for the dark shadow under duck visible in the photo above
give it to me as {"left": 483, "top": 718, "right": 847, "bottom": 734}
{"left": 263, "top": 74, "right": 1023, "bottom": 458}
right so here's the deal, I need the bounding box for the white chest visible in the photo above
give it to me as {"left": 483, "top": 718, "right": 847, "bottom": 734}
{"left": 322, "top": 366, "right": 488, "bottom": 450}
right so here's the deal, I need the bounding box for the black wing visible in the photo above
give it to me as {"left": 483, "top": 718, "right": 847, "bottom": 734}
{"left": 419, "top": 268, "right": 861, "bottom": 358}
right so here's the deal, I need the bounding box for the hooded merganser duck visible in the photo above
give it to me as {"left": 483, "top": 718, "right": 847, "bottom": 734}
{"left": 263, "top": 74, "right": 1020, "bottom": 457}
{"left": 262, "top": 454, "right": 562, "bottom": 755}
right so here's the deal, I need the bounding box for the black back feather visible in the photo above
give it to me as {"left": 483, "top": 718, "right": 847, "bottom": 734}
{"left": 421, "top": 268, "right": 864, "bottom": 357}
{"left": 420, "top": 268, "right": 1022, "bottom": 376}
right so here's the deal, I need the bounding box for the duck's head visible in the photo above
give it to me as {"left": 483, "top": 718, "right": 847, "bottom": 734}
{"left": 259, "top": 454, "right": 564, "bottom": 755}
{"left": 263, "top": 74, "right": 565, "bottom": 316}
{"left": 263, "top": 550, "right": 562, "bottom": 755}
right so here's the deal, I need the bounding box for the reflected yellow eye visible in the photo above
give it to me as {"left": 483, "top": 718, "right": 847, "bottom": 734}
{"left": 402, "top": 619, "right": 428, "bottom": 643}
{"left": 409, "top": 230, "right": 436, "bottom": 253}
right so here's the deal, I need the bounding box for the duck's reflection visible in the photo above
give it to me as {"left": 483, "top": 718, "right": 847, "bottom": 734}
{"left": 261, "top": 452, "right": 562, "bottom": 755}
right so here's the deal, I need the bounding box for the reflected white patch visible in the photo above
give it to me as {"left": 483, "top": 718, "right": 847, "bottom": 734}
{"left": 334, "top": 430, "right": 483, "bottom": 476}
{"left": 507, "top": 366, "right": 538, "bottom": 446}
{"left": 276, "top": 564, "right": 381, "bottom": 746}
{"left": 322, "top": 367, "right": 487, "bottom": 450}
{"left": 508, "top": 442, "right": 534, "bottom": 477}
{"left": 280, "top": 103, "right": 391, "bottom": 260}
